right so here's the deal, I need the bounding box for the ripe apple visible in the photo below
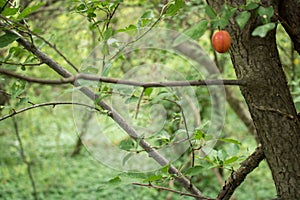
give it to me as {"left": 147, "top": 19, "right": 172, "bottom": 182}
{"left": 211, "top": 30, "right": 231, "bottom": 53}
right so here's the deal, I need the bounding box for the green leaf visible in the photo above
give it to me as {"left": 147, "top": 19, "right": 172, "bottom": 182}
{"left": 173, "top": 20, "right": 208, "bottom": 45}
{"left": 224, "top": 156, "right": 239, "bottom": 165}
{"left": 258, "top": 6, "right": 274, "bottom": 24}
{"left": 246, "top": 2, "right": 259, "bottom": 10}
{"left": 2, "top": 7, "right": 19, "bottom": 16}
{"left": 142, "top": 174, "right": 163, "bottom": 182}
{"left": 138, "top": 10, "right": 154, "bottom": 27}
{"left": 18, "top": 3, "right": 44, "bottom": 19}
{"left": 0, "top": 33, "right": 20, "bottom": 48}
{"left": 101, "top": 62, "right": 111, "bottom": 76}
{"left": 119, "top": 138, "right": 135, "bottom": 151}
{"left": 122, "top": 153, "right": 134, "bottom": 166}
{"left": 205, "top": 5, "right": 217, "bottom": 19}
{"left": 144, "top": 88, "right": 153, "bottom": 97}
{"left": 11, "top": 80, "right": 26, "bottom": 98}
{"left": 156, "top": 130, "right": 170, "bottom": 142}
{"left": 108, "top": 176, "right": 122, "bottom": 184}
{"left": 235, "top": 11, "right": 251, "bottom": 30}
{"left": 103, "top": 27, "right": 113, "bottom": 41}
{"left": 76, "top": 3, "right": 86, "bottom": 12}
{"left": 166, "top": 0, "right": 185, "bottom": 16}
{"left": 175, "top": 0, "right": 185, "bottom": 8}
{"left": 219, "top": 138, "right": 242, "bottom": 145}
{"left": 15, "top": 97, "right": 30, "bottom": 107}
{"left": 184, "top": 165, "right": 203, "bottom": 176}
{"left": 0, "top": 0, "right": 6, "bottom": 7}
{"left": 118, "top": 24, "right": 137, "bottom": 34}
{"left": 193, "top": 129, "right": 205, "bottom": 140}
{"left": 252, "top": 23, "right": 276, "bottom": 38}
{"left": 161, "top": 163, "right": 170, "bottom": 173}
{"left": 218, "top": 4, "right": 237, "bottom": 29}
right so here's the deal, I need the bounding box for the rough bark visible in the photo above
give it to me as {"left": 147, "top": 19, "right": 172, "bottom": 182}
{"left": 217, "top": 146, "right": 265, "bottom": 200}
{"left": 207, "top": 0, "right": 300, "bottom": 199}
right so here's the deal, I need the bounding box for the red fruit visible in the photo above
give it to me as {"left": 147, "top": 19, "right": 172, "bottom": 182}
{"left": 212, "top": 30, "right": 231, "bottom": 53}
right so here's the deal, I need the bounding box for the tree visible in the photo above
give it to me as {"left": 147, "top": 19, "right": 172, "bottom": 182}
{"left": 207, "top": 1, "right": 300, "bottom": 199}
{"left": 0, "top": 0, "right": 299, "bottom": 200}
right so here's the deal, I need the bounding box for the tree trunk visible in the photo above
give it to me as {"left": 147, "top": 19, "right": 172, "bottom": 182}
{"left": 208, "top": 1, "right": 300, "bottom": 199}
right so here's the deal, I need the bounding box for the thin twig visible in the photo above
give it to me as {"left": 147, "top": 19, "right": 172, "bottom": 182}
{"left": 0, "top": 68, "right": 246, "bottom": 87}
{"left": 0, "top": 61, "right": 44, "bottom": 67}
{"left": 0, "top": 90, "right": 35, "bottom": 105}
{"left": 135, "top": 87, "right": 145, "bottom": 119}
{"left": 12, "top": 117, "right": 38, "bottom": 200}
{"left": 1, "top": 19, "right": 206, "bottom": 199}
{"left": 132, "top": 182, "right": 214, "bottom": 200}
{"left": 165, "top": 98, "right": 196, "bottom": 186}
{"left": 0, "top": 102, "right": 101, "bottom": 121}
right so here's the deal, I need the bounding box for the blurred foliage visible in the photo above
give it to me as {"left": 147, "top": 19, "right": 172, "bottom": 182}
{"left": 2, "top": 0, "right": 299, "bottom": 199}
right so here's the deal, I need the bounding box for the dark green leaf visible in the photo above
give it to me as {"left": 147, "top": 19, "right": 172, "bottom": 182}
{"left": 252, "top": 23, "right": 275, "bottom": 37}
{"left": 87, "top": 11, "right": 96, "bottom": 19}
{"left": 161, "top": 163, "right": 170, "bottom": 173}
{"left": 2, "top": 7, "right": 19, "bottom": 16}
{"left": 205, "top": 5, "right": 217, "bottom": 19}
{"left": 193, "top": 129, "right": 205, "bottom": 140}
{"left": 246, "top": 2, "right": 259, "bottom": 10}
{"left": 0, "top": 33, "right": 20, "bottom": 48}
{"left": 119, "top": 138, "right": 135, "bottom": 151}
{"left": 108, "top": 176, "right": 122, "bottom": 184}
{"left": 18, "top": 3, "right": 44, "bottom": 19}
{"left": 76, "top": 3, "right": 86, "bottom": 12}
{"left": 0, "top": 0, "right": 6, "bottom": 7}
{"left": 235, "top": 11, "right": 251, "bottom": 30}
{"left": 218, "top": 4, "right": 237, "bottom": 29}
{"left": 144, "top": 88, "right": 153, "bottom": 97}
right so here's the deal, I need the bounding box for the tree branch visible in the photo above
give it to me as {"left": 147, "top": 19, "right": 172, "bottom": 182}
{"left": 0, "top": 68, "right": 246, "bottom": 87}
{"left": 132, "top": 182, "right": 215, "bottom": 200}
{"left": 217, "top": 145, "right": 265, "bottom": 200}
{"left": 0, "top": 102, "right": 101, "bottom": 121}
{"left": 0, "top": 61, "right": 44, "bottom": 67}
{"left": 1, "top": 23, "right": 206, "bottom": 199}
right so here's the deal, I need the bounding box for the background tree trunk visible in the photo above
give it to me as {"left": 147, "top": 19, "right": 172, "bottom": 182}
{"left": 208, "top": 1, "right": 300, "bottom": 199}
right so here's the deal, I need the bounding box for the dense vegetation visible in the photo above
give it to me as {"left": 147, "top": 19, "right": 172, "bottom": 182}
{"left": 0, "top": 0, "right": 299, "bottom": 199}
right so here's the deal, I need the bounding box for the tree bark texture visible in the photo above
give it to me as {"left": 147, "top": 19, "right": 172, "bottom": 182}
{"left": 208, "top": 0, "right": 300, "bottom": 199}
